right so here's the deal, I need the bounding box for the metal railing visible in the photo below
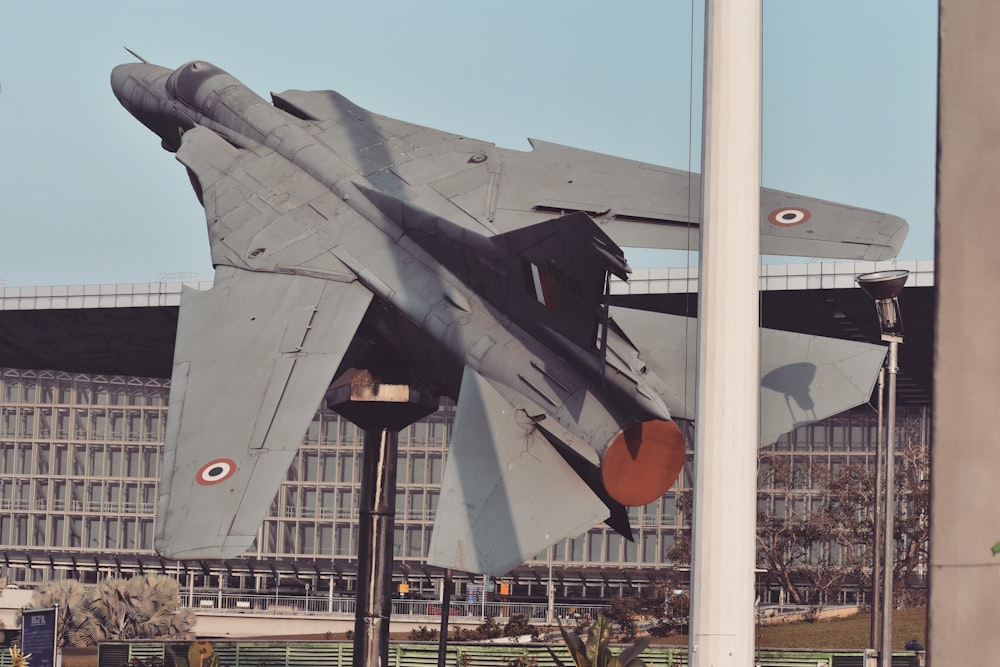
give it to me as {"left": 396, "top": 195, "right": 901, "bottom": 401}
{"left": 184, "top": 592, "right": 607, "bottom": 622}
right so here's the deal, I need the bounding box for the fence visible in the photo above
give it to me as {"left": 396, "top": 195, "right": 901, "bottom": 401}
{"left": 94, "top": 641, "right": 922, "bottom": 667}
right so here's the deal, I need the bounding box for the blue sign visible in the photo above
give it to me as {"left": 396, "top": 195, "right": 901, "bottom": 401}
{"left": 21, "top": 606, "right": 57, "bottom": 667}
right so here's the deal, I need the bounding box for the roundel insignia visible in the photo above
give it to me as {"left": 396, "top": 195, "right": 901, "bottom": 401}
{"left": 196, "top": 459, "right": 237, "bottom": 486}
{"left": 768, "top": 207, "right": 811, "bottom": 226}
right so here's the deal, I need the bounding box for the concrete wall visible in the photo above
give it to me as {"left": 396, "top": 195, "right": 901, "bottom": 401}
{"left": 931, "top": 1, "right": 1000, "bottom": 663}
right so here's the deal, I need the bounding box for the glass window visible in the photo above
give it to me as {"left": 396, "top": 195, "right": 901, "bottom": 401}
{"left": 56, "top": 410, "right": 70, "bottom": 439}
{"left": 321, "top": 415, "right": 338, "bottom": 446}
{"left": 2, "top": 379, "right": 18, "bottom": 402}
{"left": 319, "top": 525, "right": 333, "bottom": 553}
{"left": 109, "top": 385, "right": 126, "bottom": 406}
{"left": 320, "top": 489, "right": 335, "bottom": 516}
{"left": 38, "top": 409, "right": 52, "bottom": 438}
{"left": 642, "top": 533, "right": 658, "bottom": 563}
{"left": 428, "top": 453, "right": 443, "bottom": 485}
{"left": 301, "top": 487, "right": 316, "bottom": 517}
{"left": 16, "top": 445, "right": 31, "bottom": 475}
{"left": 339, "top": 453, "right": 355, "bottom": 483}
{"left": 86, "top": 517, "right": 100, "bottom": 549}
{"left": 141, "top": 447, "right": 158, "bottom": 478}
{"left": 70, "top": 445, "right": 85, "bottom": 476}
{"left": 280, "top": 523, "right": 295, "bottom": 553}
{"left": 31, "top": 516, "right": 46, "bottom": 547}
{"left": 12, "top": 516, "right": 27, "bottom": 545}
{"left": 321, "top": 452, "right": 337, "bottom": 482}
{"left": 409, "top": 454, "right": 425, "bottom": 484}
{"left": 1, "top": 408, "right": 16, "bottom": 438}
{"left": 19, "top": 409, "right": 34, "bottom": 438}
{"left": 87, "top": 445, "right": 104, "bottom": 477}
{"left": 90, "top": 411, "right": 106, "bottom": 440}
{"left": 127, "top": 411, "right": 141, "bottom": 441}
{"left": 143, "top": 412, "right": 160, "bottom": 441}
{"left": 587, "top": 531, "right": 603, "bottom": 562}
{"left": 406, "top": 526, "right": 423, "bottom": 558}
{"left": 607, "top": 534, "right": 622, "bottom": 562}
{"left": 298, "top": 523, "right": 315, "bottom": 554}
{"left": 302, "top": 451, "right": 318, "bottom": 481}
{"left": 107, "top": 447, "right": 122, "bottom": 476}
{"left": 337, "top": 489, "right": 354, "bottom": 519}
{"left": 305, "top": 418, "right": 320, "bottom": 445}
{"left": 104, "top": 518, "right": 119, "bottom": 549}
{"left": 121, "top": 518, "right": 136, "bottom": 549}
{"left": 48, "top": 515, "right": 66, "bottom": 547}
{"left": 335, "top": 524, "right": 354, "bottom": 556}
{"left": 36, "top": 444, "right": 49, "bottom": 475}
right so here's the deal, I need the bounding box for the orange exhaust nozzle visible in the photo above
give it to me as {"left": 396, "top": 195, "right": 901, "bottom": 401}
{"left": 601, "top": 420, "right": 686, "bottom": 506}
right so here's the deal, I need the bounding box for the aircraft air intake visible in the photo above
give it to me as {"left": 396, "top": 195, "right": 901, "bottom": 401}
{"left": 601, "top": 420, "right": 686, "bottom": 506}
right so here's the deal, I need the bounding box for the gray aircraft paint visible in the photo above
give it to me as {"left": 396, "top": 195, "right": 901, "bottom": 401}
{"left": 112, "top": 59, "right": 898, "bottom": 575}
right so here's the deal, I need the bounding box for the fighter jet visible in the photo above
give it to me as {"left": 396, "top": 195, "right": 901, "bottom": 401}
{"left": 111, "top": 58, "right": 902, "bottom": 576}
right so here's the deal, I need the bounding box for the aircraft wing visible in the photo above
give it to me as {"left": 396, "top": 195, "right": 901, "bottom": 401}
{"left": 609, "top": 307, "right": 886, "bottom": 444}
{"left": 272, "top": 89, "right": 907, "bottom": 260}
{"left": 157, "top": 266, "right": 371, "bottom": 559}
{"left": 426, "top": 366, "right": 609, "bottom": 575}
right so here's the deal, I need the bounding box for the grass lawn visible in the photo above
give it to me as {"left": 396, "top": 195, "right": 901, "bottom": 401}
{"left": 651, "top": 607, "right": 927, "bottom": 651}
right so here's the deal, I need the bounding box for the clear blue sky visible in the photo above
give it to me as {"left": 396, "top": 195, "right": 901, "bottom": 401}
{"left": 0, "top": 1, "right": 937, "bottom": 286}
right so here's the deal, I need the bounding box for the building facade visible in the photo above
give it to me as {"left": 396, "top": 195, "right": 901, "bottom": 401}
{"left": 0, "top": 260, "right": 934, "bottom": 602}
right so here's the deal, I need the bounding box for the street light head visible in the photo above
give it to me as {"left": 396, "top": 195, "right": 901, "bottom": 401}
{"left": 857, "top": 270, "right": 910, "bottom": 301}
{"left": 857, "top": 270, "right": 909, "bottom": 339}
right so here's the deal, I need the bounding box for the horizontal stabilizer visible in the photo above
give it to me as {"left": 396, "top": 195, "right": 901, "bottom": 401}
{"left": 608, "top": 307, "right": 885, "bottom": 444}
{"left": 758, "top": 329, "right": 885, "bottom": 444}
{"left": 427, "top": 367, "right": 609, "bottom": 575}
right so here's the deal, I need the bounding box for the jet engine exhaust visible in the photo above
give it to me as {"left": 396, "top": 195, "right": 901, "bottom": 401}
{"left": 601, "top": 420, "right": 686, "bottom": 506}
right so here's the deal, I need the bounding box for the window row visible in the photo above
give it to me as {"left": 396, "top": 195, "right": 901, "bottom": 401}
{"left": 289, "top": 449, "right": 445, "bottom": 485}
{"left": 0, "top": 407, "right": 166, "bottom": 442}
{"left": 0, "top": 443, "right": 160, "bottom": 478}
{"left": 1, "top": 370, "right": 169, "bottom": 407}
{"left": 0, "top": 478, "right": 157, "bottom": 515}
{"left": 0, "top": 513, "right": 154, "bottom": 551}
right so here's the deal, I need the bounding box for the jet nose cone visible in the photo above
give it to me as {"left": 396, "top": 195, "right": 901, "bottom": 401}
{"left": 110, "top": 63, "right": 172, "bottom": 106}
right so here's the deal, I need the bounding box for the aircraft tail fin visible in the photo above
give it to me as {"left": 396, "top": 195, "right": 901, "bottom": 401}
{"left": 491, "top": 212, "right": 629, "bottom": 352}
{"left": 427, "top": 366, "right": 609, "bottom": 575}
{"left": 608, "top": 307, "right": 886, "bottom": 444}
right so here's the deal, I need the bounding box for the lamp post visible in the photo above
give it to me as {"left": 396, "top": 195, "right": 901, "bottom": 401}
{"left": 857, "top": 269, "right": 908, "bottom": 667}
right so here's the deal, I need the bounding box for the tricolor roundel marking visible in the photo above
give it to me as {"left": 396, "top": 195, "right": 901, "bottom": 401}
{"left": 196, "top": 459, "right": 237, "bottom": 486}
{"left": 768, "top": 207, "right": 811, "bottom": 226}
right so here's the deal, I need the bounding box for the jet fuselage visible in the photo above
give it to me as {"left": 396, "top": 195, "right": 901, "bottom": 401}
{"left": 111, "top": 60, "right": 677, "bottom": 475}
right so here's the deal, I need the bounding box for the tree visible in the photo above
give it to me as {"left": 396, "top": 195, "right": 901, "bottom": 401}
{"left": 24, "top": 574, "right": 195, "bottom": 647}
{"left": 668, "top": 422, "right": 930, "bottom": 609}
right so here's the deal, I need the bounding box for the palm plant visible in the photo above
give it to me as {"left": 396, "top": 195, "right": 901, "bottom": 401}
{"left": 20, "top": 579, "right": 92, "bottom": 647}
{"left": 548, "top": 615, "right": 649, "bottom": 667}
{"left": 25, "top": 574, "right": 195, "bottom": 647}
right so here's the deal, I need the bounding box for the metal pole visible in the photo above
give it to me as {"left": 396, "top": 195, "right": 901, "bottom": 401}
{"left": 690, "top": 0, "right": 761, "bottom": 666}
{"left": 354, "top": 427, "right": 399, "bottom": 667}
{"left": 879, "top": 339, "right": 900, "bottom": 667}
{"left": 870, "top": 367, "right": 885, "bottom": 655}
{"left": 436, "top": 570, "right": 452, "bottom": 667}
{"left": 546, "top": 546, "right": 555, "bottom": 626}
